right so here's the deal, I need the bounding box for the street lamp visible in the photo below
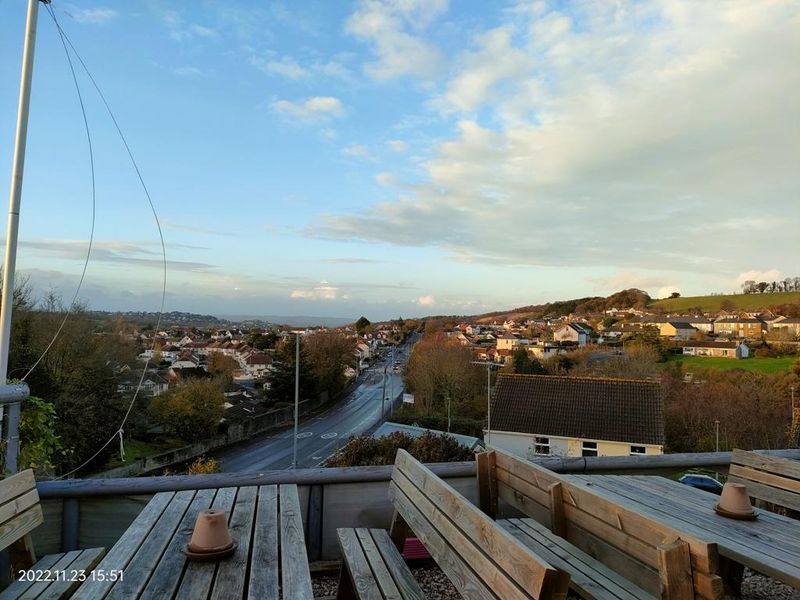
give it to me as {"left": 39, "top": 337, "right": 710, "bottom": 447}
{"left": 471, "top": 360, "right": 498, "bottom": 447}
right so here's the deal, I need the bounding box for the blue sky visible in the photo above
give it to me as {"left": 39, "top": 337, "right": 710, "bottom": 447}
{"left": 1, "top": 1, "right": 798, "bottom": 321}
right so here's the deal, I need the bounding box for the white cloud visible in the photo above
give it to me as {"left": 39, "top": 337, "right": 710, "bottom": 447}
{"left": 736, "top": 270, "right": 784, "bottom": 285}
{"left": 161, "top": 11, "right": 217, "bottom": 42}
{"left": 263, "top": 57, "right": 310, "bottom": 79}
{"left": 656, "top": 286, "right": 682, "bottom": 299}
{"left": 416, "top": 295, "right": 436, "bottom": 306}
{"left": 386, "top": 140, "right": 408, "bottom": 153}
{"left": 272, "top": 97, "right": 344, "bottom": 121}
{"left": 65, "top": 6, "right": 118, "bottom": 25}
{"left": 171, "top": 66, "right": 209, "bottom": 77}
{"left": 346, "top": 0, "right": 448, "bottom": 80}
{"left": 290, "top": 281, "right": 339, "bottom": 300}
{"left": 375, "top": 172, "right": 396, "bottom": 186}
{"left": 314, "top": 1, "right": 800, "bottom": 280}
{"left": 343, "top": 144, "right": 370, "bottom": 158}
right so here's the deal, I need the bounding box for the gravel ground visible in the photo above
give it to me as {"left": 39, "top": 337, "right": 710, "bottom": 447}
{"left": 314, "top": 566, "right": 800, "bottom": 599}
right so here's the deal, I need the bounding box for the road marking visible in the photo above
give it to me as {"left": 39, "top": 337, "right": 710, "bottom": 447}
{"left": 312, "top": 455, "right": 322, "bottom": 460}
{"left": 321, "top": 432, "right": 338, "bottom": 439}
{"left": 296, "top": 432, "right": 313, "bottom": 439}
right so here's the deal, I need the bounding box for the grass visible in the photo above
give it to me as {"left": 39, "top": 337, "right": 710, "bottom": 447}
{"left": 105, "top": 436, "right": 185, "bottom": 468}
{"left": 660, "top": 354, "right": 796, "bottom": 374}
{"left": 649, "top": 291, "right": 800, "bottom": 312}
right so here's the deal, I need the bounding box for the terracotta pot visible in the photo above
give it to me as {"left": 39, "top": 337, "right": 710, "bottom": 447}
{"left": 718, "top": 483, "right": 754, "bottom": 515}
{"left": 187, "top": 509, "right": 233, "bottom": 553}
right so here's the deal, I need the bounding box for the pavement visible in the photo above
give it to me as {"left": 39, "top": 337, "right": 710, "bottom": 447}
{"left": 213, "top": 339, "right": 414, "bottom": 472}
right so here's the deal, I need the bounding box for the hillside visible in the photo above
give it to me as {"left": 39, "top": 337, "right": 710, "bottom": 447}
{"left": 650, "top": 291, "right": 800, "bottom": 313}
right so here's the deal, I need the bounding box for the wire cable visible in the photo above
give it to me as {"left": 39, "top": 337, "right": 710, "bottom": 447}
{"left": 20, "top": 3, "right": 97, "bottom": 383}
{"left": 44, "top": 3, "right": 168, "bottom": 479}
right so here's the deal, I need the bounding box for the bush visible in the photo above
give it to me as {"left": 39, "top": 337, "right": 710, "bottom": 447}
{"left": 188, "top": 456, "right": 220, "bottom": 474}
{"left": 325, "top": 431, "right": 474, "bottom": 467}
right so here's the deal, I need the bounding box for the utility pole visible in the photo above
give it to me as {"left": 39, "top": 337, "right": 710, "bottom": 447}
{"left": 381, "top": 365, "right": 387, "bottom": 417}
{"left": 292, "top": 333, "right": 299, "bottom": 469}
{"left": 0, "top": 0, "right": 43, "bottom": 474}
{"left": 486, "top": 360, "right": 492, "bottom": 447}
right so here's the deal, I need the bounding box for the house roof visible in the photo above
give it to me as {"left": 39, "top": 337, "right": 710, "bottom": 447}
{"left": 681, "top": 341, "right": 741, "bottom": 349}
{"left": 491, "top": 374, "right": 664, "bottom": 446}
{"left": 666, "top": 322, "right": 697, "bottom": 330}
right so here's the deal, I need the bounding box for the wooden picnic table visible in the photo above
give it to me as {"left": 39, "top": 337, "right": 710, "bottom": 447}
{"left": 72, "top": 484, "right": 313, "bottom": 600}
{"left": 568, "top": 474, "right": 800, "bottom": 594}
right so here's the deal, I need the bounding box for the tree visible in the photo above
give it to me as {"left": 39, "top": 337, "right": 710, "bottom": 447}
{"left": 325, "top": 431, "right": 473, "bottom": 467}
{"left": 265, "top": 336, "right": 316, "bottom": 403}
{"left": 669, "top": 292, "right": 681, "bottom": 298}
{"left": 404, "top": 333, "right": 483, "bottom": 416}
{"left": 149, "top": 379, "right": 225, "bottom": 442}
{"left": 741, "top": 280, "right": 757, "bottom": 294}
{"left": 304, "top": 330, "right": 355, "bottom": 398}
{"left": 207, "top": 352, "right": 240, "bottom": 383}
{"left": 757, "top": 281, "right": 768, "bottom": 294}
{"left": 504, "top": 347, "right": 546, "bottom": 375}
{"left": 17, "top": 396, "right": 64, "bottom": 476}
{"left": 355, "top": 316, "right": 371, "bottom": 335}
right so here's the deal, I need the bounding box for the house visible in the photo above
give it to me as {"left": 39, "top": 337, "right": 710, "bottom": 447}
{"left": 659, "top": 322, "right": 697, "bottom": 340}
{"left": 496, "top": 333, "right": 520, "bottom": 351}
{"left": 771, "top": 317, "right": 800, "bottom": 336}
{"left": 553, "top": 323, "right": 594, "bottom": 346}
{"left": 681, "top": 341, "right": 750, "bottom": 359}
{"left": 667, "top": 316, "right": 714, "bottom": 333}
{"left": 488, "top": 374, "right": 664, "bottom": 459}
{"left": 242, "top": 352, "right": 272, "bottom": 377}
{"left": 527, "top": 343, "right": 567, "bottom": 359}
{"left": 116, "top": 371, "right": 169, "bottom": 397}
{"left": 714, "top": 317, "right": 764, "bottom": 338}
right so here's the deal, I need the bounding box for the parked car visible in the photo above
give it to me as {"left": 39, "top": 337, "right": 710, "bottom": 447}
{"left": 678, "top": 473, "right": 724, "bottom": 495}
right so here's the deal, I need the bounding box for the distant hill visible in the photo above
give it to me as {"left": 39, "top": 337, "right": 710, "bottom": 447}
{"left": 649, "top": 291, "right": 800, "bottom": 312}
{"left": 88, "top": 310, "right": 227, "bottom": 327}
{"left": 219, "top": 314, "right": 356, "bottom": 328}
{"left": 474, "top": 289, "right": 651, "bottom": 324}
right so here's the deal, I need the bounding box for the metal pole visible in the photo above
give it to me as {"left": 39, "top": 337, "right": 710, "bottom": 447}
{"left": 292, "top": 333, "right": 299, "bottom": 469}
{"left": 381, "top": 366, "right": 386, "bottom": 417}
{"left": 1, "top": 0, "right": 42, "bottom": 474}
{"left": 486, "top": 361, "right": 491, "bottom": 447}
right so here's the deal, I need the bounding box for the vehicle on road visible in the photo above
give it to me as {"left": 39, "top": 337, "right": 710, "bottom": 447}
{"left": 678, "top": 473, "right": 723, "bottom": 494}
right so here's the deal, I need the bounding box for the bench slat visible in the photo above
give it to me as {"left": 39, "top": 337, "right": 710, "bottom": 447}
{"left": 280, "top": 484, "right": 314, "bottom": 600}
{"left": 355, "top": 529, "right": 402, "bottom": 600}
{"left": 37, "top": 548, "right": 105, "bottom": 600}
{"left": 338, "top": 529, "right": 384, "bottom": 600}
{"left": 370, "top": 530, "right": 425, "bottom": 600}
{"left": 248, "top": 486, "right": 279, "bottom": 600}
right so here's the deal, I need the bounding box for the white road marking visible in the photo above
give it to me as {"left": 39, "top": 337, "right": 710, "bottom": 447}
{"left": 296, "top": 432, "right": 313, "bottom": 439}
{"left": 321, "top": 432, "right": 338, "bottom": 439}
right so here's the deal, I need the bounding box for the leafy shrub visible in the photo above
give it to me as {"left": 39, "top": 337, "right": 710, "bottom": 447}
{"left": 325, "top": 431, "right": 474, "bottom": 467}
{"left": 188, "top": 456, "right": 220, "bottom": 474}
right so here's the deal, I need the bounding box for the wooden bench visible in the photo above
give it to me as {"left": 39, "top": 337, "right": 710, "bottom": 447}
{"left": 727, "top": 449, "right": 800, "bottom": 513}
{"left": 0, "top": 469, "right": 105, "bottom": 599}
{"left": 476, "top": 449, "right": 724, "bottom": 600}
{"left": 337, "top": 449, "right": 570, "bottom": 600}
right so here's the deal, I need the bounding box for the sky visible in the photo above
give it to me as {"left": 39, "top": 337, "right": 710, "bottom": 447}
{"left": 0, "top": 0, "right": 798, "bottom": 321}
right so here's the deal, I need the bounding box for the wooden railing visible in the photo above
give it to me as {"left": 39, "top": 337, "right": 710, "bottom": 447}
{"left": 32, "top": 449, "right": 800, "bottom": 563}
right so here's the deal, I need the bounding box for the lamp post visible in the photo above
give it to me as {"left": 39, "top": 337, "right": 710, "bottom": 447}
{"left": 292, "top": 333, "right": 299, "bottom": 469}
{"left": 471, "top": 360, "right": 497, "bottom": 447}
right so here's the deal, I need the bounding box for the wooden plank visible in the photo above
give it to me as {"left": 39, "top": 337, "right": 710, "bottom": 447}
{"left": 502, "top": 518, "right": 651, "bottom": 600}
{"left": 731, "top": 449, "right": 800, "bottom": 480}
{"left": 0, "top": 552, "right": 63, "bottom": 600}
{"left": 280, "top": 484, "right": 313, "bottom": 600}
{"left": 657, "top": 539, "right": 693, "bottom": 600}
{"left": 476, "top": 451, "right": 497, "bottom": 519}
{"left": 336, "top": 529, "right": 383, "bottom": 600}
{"left": 548, "top": 483, "right": 565, "bottom": 538}
{"left": 495, "top": 465, "right": 553, "bottom": 509}
{"left": 139, "top": 488, "right": 215, "bottom": 600}
{"left": 210, "top": 486, "right": 257, "bottom": 600}
{"left": 394, "top": 450, "right": 561, "bottom": 600}
{"left": 0, "top": 471, "right": 37, "bottom": 508}
{"left": 0, "top": 507, "right": 43, "bottom": 555}
{"left": 727, "top": 473, "right": 800, "bottom": 511}
{"left": 38, "top": 547, "right": 105, "bottom": 600}
{"left": 108, "top": 490, "right": 196, "bottom": 599}
{"left": 729, "top": 464, "right": 800, "bottom": 495}
{"left": 494, "top": 449, "right": 563, "bottom": 495}
{"left": 387, "top": 511, "right": 409, "bottom": 551}
{"left": 388, "top": 481, "right": 500, "bottom": 600}
{"left": 248, "top": 486, "right": 279, "bottom": 600}
{"left": 0, "top": 490, "right": 39, "bottom": 530}
{"left": 74, "top": 491, "right": 174, "bottom": 600}
{"left": 19, "top": 550, "right": 82, "bottom": 600}
{"left": 370, "top": 529, "right": 426, "bottom": 600}
{"left": 497, "top": 480, "right": 550, "bottom": 527}
{"left": 174, "top": 487, "right": 236, "bottom": 600}
{"left": 306, "top": 484, "right": 324, "bottom": 563}
{"left": 356, "top": 528, "right": 402, "bottom": 600}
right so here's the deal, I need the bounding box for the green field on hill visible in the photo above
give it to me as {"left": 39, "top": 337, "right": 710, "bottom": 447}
{"left": 650, "top": 291, "right": 800, "bottom": 312}
{"left": 660, "top": 354, "right": 795, "bottom": 374}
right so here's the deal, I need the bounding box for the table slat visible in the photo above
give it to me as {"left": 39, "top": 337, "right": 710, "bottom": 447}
{"left": 247, "top": 486, "right": 279, "bottom": 600}
{"left": 280, "top": 485, "right": 313, "bottom": 600}
{"left": 211, "top": 486, "right": 258, "bottom": 600}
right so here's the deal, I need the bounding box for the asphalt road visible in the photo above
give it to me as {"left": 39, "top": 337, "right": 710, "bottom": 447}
{"left": 214, "top": 341, "right": 413, "bottom": 472}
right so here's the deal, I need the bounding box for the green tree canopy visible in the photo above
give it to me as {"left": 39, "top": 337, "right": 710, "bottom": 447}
{"left": 149, "top": 379, "right": 225, "bottom": 442}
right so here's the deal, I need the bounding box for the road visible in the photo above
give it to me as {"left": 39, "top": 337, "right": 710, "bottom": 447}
{"left": 214, "top": 340, "right": 414, "bottom": 472}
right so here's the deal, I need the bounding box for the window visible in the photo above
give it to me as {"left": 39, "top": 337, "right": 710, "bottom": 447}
{"left": 630, "top": 445, "right": 646, "bottom": 456}
{"left": 581, "top": 441, "right": 598, "bottom": 457}
{"left": 534, "top": 436, "right": 550, "bottom": 455}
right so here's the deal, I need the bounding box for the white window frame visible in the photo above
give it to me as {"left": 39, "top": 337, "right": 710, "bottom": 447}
{"left": 630, "top": 445, "right": 646, "bottom": 456}
{"left": 533, "top": 436, "right": 550, "bottom": 455}
{"left": 581, "top": 440, "right": 598, "bottom": 457}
